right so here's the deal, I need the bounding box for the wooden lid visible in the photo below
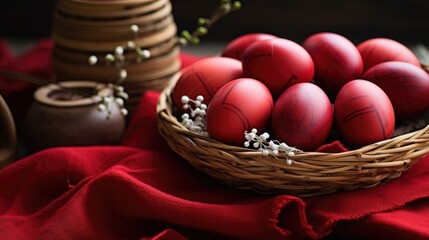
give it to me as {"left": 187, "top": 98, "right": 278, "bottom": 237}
{"left": 57, "top": 0, "right": 169, "bottom": 18}
{"left": 34, "top": 81, "right": 112, "bottom": 107}
{"left": 54, "top": 1, "right": 173, "bottom": 28}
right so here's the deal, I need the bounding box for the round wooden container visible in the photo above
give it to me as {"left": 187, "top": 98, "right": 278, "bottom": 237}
{"left": 52, "top": 0, "right": 180, "bottom": 114}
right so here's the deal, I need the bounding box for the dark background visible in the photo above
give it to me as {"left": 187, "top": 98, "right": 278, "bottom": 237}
{"left": 0, "top": 0, "right": 428, "bottom": 45}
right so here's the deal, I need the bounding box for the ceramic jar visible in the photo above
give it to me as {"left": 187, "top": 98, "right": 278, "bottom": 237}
{"left": 23, "top": 81, "right": 126, "bottom": 152}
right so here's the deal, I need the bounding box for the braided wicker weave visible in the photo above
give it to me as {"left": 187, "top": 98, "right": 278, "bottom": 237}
{"left": 157, "top": 72, "right": 429, "bottom": 197}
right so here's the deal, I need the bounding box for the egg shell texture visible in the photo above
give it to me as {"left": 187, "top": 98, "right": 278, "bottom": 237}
{"left": 272, "top": 83, "right": 333, "bottom": 151}
{"left": 173, "top": 57, "right": 243, "bottom": 112}
{"left": 358, "top": 38, "right": 420, "bottom": 71}
{"left": 363, "top": 61, "right": 429, "bottom": 120}
{"left": 242, "top": 38, "right": 314, "bottom": 98}
{"left": 303, "top": 32, "right": 363, "bottom": 97}
{"left": 222, "top": 33, "right": 277, "bottom": 60}
{"left": 334, "top": 80, "right": 395, "bottom": 147}
{"left": 206, "top": 78, "right": 273, "bottom": 145}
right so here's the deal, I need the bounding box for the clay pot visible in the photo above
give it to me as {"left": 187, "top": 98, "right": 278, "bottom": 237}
{"left": 0, "top": 95, "right": 17, "bottom": 168}
{"left": 23, "top": 81, "right": 126, "bottom": 152}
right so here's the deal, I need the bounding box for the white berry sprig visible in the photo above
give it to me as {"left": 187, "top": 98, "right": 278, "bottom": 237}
{"left": 180, "top": 95, "right": 208, "bottom": 136}
{"left": 89, "top": 24, "right": 152, "bottom": 119}
{"left": 244, "top": 128, "right": 301, "bottom": 165}
{"left": 88, "top": 24, "right": 151, "bottom": 84}
{"left": 178, "top": 0, "right": 242, "bottom": 46}
{"left": 96, "top": 84, "right": 129, "bottom": 119}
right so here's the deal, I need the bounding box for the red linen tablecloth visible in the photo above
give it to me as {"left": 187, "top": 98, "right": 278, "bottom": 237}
{"left": 1, "top": 40, "right": 429, "bottom": 239}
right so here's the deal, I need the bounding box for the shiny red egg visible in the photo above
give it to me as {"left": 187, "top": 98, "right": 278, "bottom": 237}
{"left": 173, "top": 57, "right": 243, "bottom": 112}
{"left": 302, "top": 32, "right": 363, "bottom": 97}
{"left": 222, "top": 33, "right": 277, "bottom": 60}
{"left": 335, "top": 80, "right": 395, "bottom": 147}
{"left": 242, "top": 38, "right": 314, "bottom": 98}
{"left": 363, "top": 61, "right": 429, "bottom": 120}
{"left": 358, "top": 38, "right": 420, "bottom": 71}
{"left": 272, "top": 83, "right": 333, "bottom": 151}
{"left": 206, "top": 78, "right": 273, "bottom": 145}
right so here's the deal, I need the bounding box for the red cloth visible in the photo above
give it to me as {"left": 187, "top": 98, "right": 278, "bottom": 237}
{"left": 1, "top": 40, "right": 429, "bottom": 239}
{"left": 0, "top": 40, "right": 53, "bottom": 129}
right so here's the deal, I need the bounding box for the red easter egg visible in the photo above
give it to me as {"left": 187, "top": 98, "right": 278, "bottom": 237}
{"left": 242, "top": 38, "right": 314, "bottom": 98}
{"left": 363, "top": 61, "right": 429, "bottom": 120}
{"left": 206, "top": 78, "right": 273, "bottom": 145}
{"left": 222, "top": 33, "right": 277, "bottom": 60}
{"left": 358, "top": 38, "right": 420, "bottom": 71}
{"left": 335, "top": 80, "right": 395, "bottom": 147}
{"left": 173, "top": 57, "right": 243, "bottom": 112}
{"left": 272, "top": 83, "right": 333, "bottom": 151}
{"left": 302, "top": 32, "right": 363, "bottom": 97}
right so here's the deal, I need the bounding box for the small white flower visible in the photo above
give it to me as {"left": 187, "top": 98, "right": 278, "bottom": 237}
{"left": 141, "top": 49, "right": 151, "bottom": 59}
{"left": 88, "top": 55, "right": 98, "bottom": 65}
{"left": 127, "top": 41, "right": 136, "bottom": 49}
{"left": 105, "top": 53, "right": 115, "bottom": 63}
{"left": 103, "top": 97, "right": 112, "bottom": 103}
{"left": 181, "top": 96, "right": 190, "bottom": 104}
{"left": 115, "top": 46, "right": 124, "bottom": 56}
{"left": 98, "top": 104, "right": 106, "bottom": 111}
{"left": 190, "top": 125, "right": 202, "bottom": 132}
{"left": 279, "top": 143, "right": 288, "bottom": 150}
{"left": 248, "top": 132, "right": 256, "bottom": 140}
{"left": 251, "top": 128, "right": 257, "bottom": 134}
{"left": 119, "top": 69, "right": 128, "bottom": 80}
{"left": 262, "top": 150, "right": 269, "bottom": 156}
{"left": 245, "top": 134, "right": 251, "bottom": 141}
{"left": 115, "top": 86, "right": 125, "bottom": 92}
{"left": 272, "top": 149, "right": 279, "bottom": 156}
{"left": 182, "top": 113, "right": 189, "bottom": 119}
{"left": 118, "top": 92, "right": 129, "bottom": 100}
{"left": 130, "top": 24, "right": 139, "bottom": 33}
{"left": 179, "top": 95, "right": 208, "bottom": 135}
{"left": 242, "top": 129, "right": 301, "bottom": 162}
{"left": 115, "top": 98, "right": 124, "bottom": 106}
{"left": 261, "top": 132, "right": 270, "bottom": 141}
{"left": 138, "top": 49, "right": 151, "bottom": 59}
{"left": 200, "top": 104, "right": 207, "bottom": 110}
{"left": 196, "top": 95, "right": 204, "bottom": 102}
{"left": 121, "top": 108, "right": 128, "bottom": 116}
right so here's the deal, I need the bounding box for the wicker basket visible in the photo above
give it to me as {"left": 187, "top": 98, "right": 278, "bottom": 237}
{"left": 157, "top": 72, "right": 429, "bottom": 197}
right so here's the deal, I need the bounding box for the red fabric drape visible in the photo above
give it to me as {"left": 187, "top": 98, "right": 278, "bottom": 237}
{"left": 1, "top": 40, "right": 429, "bottom": 240}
